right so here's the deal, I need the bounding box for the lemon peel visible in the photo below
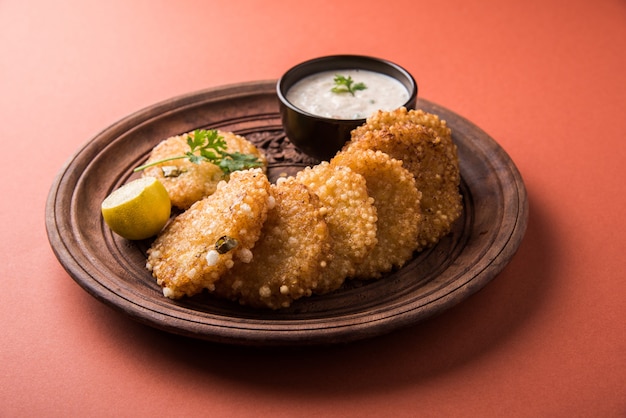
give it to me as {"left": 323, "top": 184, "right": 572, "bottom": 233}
{"left": 101, "top": 177, "right": 171, "bottom": 240}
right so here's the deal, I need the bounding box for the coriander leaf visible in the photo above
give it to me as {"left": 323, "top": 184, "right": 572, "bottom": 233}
{"left": 187, "top": 152, "right": 205, "bottom": 165}
{"left": 352, "top": 82, "right": 367, "bottom": 92}
{"left": 133, "top": 129, "right": 262, "bottom": 174}
{"left": 218, "top": 152, "right": 264, "bottom": 175}
{"left": 187, "top": 131, "right": 205, "bottom": 150}
{"left": 331, "top": 74, "right": 368, "bottom": 96}
{"left": 199, "top": 148, "right": 220, "bottom": 161}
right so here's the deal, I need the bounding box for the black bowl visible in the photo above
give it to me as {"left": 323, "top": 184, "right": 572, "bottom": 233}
{"left": 277, "top": 55, "right": 417, "bottom": 161}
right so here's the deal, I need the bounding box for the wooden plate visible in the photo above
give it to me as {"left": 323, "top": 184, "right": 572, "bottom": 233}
{"left": 45, "top": 81, "right": 528, "bottom": 346}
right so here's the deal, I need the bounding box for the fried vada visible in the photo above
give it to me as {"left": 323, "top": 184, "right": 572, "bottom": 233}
{"left": 295, "top": 162, "right": 378, "bottom": 283}
{"left": 212, "top": 177, "right": 333, "bottom": 309}
{"left": 141, "top": 130, "right": 266, "bottom": 210}
{"left": 346, "top": 108, "right": 462, "bottom": 250}
{"left": 331, "top": 148, "right": 422, "bottom": 278}
{"left": 146, "top": 168, "right": 271, "bottom": 299}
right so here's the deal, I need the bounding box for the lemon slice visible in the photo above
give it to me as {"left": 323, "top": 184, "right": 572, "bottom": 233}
{"left": 101, "top": 177, "right": 171, "bottom": 240}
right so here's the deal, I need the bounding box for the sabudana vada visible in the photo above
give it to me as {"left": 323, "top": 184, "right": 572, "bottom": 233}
{"left": 141, "top": 130, "right": 266, "bottom": 209}
{"left": 212, "top": 177, "right": 333, "bottom": 309}
{"left": 146, "top": 168, "right": 271, "bottom": 299}
{"left": 295, "top": 162, "right": 378, "bottom": 284}
{"left": 331, "top": 148, "right": 422, "bottom": 279}
{"left": 347, "top": 108, "right": 462, "bottom": 250}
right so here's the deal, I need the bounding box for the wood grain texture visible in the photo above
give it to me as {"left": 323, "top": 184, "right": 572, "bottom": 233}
{"left": 45, "top": 80, "right": 528, "bottom": 346}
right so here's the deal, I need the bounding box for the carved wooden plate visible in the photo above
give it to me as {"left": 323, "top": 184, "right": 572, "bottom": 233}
{"left": 46, "top": 81, "right": 528, "bottom": 346}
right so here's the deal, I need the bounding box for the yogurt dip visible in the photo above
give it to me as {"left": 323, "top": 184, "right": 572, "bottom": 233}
{"left": 286, "top": 69, "right": 409, "bottom": 120}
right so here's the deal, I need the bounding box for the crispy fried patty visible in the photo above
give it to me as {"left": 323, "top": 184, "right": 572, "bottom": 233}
{"left": 142, "top": 130, "right": 266, "bottom": 210}
{"left": 295, "top": 162, "right": 378, "bottom": 283}
{"left": 331, "top": 148, "right": 422, "bottom": 278}
{"left": 212, "top": 177, "right": 333, "bottom": 309}
{"left": 346, "top": 108, "right": 462, "bottom": 250}
{"left": 146, "top": 169, "right": 271, "bottom": 299}
{"left": 354, "top": 107, "right": 453, "bottom": 143}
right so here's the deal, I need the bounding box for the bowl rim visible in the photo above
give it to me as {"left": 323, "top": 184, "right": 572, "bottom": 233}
{"left": 276, "top": 54, "right": 417, "bottom": 122}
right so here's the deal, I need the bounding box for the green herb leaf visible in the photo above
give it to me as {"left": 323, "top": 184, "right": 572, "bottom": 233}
{"left": 218, "top": 152, "right": 264, "bottom": 175}
{"left": 331, "top": 74, "right": 368, "bottom": 96}
{"left": 187, "top": 152, "right": 204, "bottom": 165}
{"left": 133, "top": 129, "right": 262, "bottom": 174}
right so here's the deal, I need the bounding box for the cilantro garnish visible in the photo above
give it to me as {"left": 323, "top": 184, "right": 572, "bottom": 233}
{"left": 133, "top": 129, "right": 263, "bottom": 175}
{"left": 331, "top": 74, "right": 367, "bottom": 96}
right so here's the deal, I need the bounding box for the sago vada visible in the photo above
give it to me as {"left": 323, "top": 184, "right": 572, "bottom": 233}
{"left": 295, "top": 162, "right": 378, "bottom": 284}
{"left": 331, "top": 148, "right": 422, "bottom": 278}
{"left": 346, "top": 108, "right": 462, "bottom": 250}
{"left": 141, "top": 130, "right": 266, "bottom": 209}
{"left": 146, "top": 168, "right": 271, "bottom": 299}
{"left": 212, "top": 177, "right": 333, "bottom": 309}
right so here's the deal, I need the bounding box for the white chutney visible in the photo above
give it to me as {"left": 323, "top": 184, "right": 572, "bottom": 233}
{"left": 286, "top": 69, "right": 409, "bottom": 120}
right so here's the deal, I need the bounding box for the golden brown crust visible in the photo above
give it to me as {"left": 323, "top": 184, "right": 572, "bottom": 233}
{"left": 346, "top": 108, "right": 462, "bottom": 250}
{"left": 212, "top": 178, "right": 333, "bottom": 309}
{"left": 352, "top": 107, "right": 452, "bottom": 143}
{"left": 146, "top": 169, "right": 271, "bottom": 299}
{"left": 142, "top": 130, "right": 266, "bottom": 210}
{"left": 331, "top": 148, "right": 422, "bottom": 278}
{"left": 295, "top": 162, "right": 378, "bottom": 284}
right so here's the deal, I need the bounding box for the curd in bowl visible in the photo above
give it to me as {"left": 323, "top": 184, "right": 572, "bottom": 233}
{"left": 277, "top": 55, "right": 417, "bottom": 161}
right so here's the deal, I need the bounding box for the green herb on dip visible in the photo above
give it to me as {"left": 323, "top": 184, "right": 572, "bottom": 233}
{"left": 331, "top": 74, "right": 367, "bottom": 96}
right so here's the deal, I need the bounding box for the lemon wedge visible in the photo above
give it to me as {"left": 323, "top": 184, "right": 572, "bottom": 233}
{"left": 101, "top": 177, "right": 171, "bottom": 240}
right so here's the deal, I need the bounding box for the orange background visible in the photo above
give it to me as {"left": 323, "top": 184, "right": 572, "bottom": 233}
{"left": 2, "top": 0, "right": 625, "bottom": 416}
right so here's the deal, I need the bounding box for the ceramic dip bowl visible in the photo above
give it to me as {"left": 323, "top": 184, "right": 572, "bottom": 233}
{"left": 277, "top": 55, "right": 417, "bottom": 161}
